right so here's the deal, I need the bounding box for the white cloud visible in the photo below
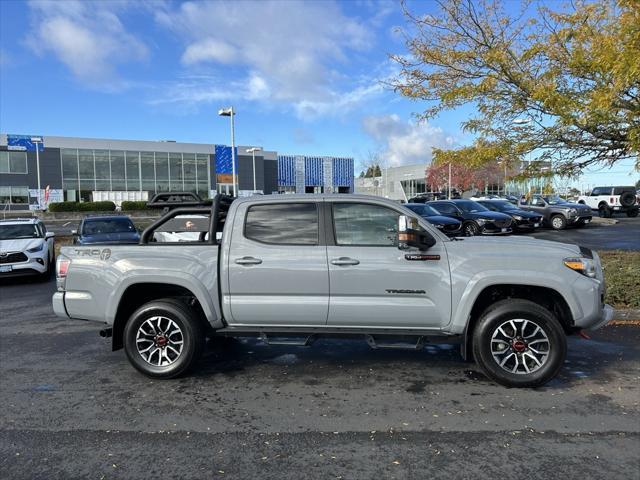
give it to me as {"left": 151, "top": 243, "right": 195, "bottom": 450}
{"left": 26, "top": 0, "right": 148, "bottom": 90}
{"left": 362, "top": 114, "right": 456, "bottom": 166}
{"left": 181, "top": 39, "right": 237, "bottom": 65}
{"left": 153, "top": 0, "right": 380, "bottom": 117}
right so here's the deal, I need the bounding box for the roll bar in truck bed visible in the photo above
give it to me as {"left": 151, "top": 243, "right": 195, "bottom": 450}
{"left": 140, "top": 192, "right": 235, "bottom": 245}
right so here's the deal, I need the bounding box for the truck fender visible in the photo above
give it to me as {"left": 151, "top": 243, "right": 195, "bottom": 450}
{"left": 449, "top": 270, "right": 583, "bottom": 335}
{"left": 105, "top": 271, "right": 223, "bottom": 329}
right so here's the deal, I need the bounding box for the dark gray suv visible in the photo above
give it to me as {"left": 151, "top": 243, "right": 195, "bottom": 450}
{"left": 518, "top": 195, "right": 592, "bottom": 230}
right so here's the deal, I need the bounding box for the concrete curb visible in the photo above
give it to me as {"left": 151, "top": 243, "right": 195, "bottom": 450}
{"left": 609, "top": 309, "right": 640, "bottom": 325}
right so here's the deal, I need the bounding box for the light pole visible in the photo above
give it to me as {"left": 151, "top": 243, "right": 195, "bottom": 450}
{"left": 246, "top": 147, "right": 262, "bottom": 192}
{"left": 218, "top": 107, "right": 237, "bottom": 196}
{"left": 31, "top": 136, "right": 43, "bottom": 209}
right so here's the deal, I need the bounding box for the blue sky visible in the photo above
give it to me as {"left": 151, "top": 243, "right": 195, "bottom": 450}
{"left": 0, "top": 0, "right": 637, "bottom": 187}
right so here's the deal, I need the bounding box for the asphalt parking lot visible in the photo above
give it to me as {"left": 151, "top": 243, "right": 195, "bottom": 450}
{"left": 527, "top": 216, "right": 640, "bottom": 250}
{"left": 1, "top": 277, "right": 639, "bottom": 479}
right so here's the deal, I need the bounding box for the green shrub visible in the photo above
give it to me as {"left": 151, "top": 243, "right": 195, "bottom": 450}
{"left": 48, "top": 201, "right": 116, "bottom": 212}
{"left": 121, "top": 200, "right": 149, "bottom": 211}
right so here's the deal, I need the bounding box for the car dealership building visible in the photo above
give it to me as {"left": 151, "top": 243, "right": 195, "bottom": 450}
{"left": 0, "top": 133, "right": 354, "bottom": 209}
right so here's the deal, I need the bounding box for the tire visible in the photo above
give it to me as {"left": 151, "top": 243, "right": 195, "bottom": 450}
{"left": 124, "top": 299, "right": 205, "bottom": 379}
{"left": 626, "top": 209, "right": 638, "bottom": 218}
{"left": 463, "top": 221, "right": 480, "bottom": 236}
{"left": 598, "top": 204, "right": 612, "bottom": 218}
{"left": 550, "top": 214, "right": 567, "bottom": 230}
{"left": 619, "top": 191, "right": 635, "bottom": 207}
{"left": 472, "top": 299, "right": 567, "bottom": 388}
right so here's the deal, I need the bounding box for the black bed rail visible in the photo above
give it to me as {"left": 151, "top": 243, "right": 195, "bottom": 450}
{"left": 140, "top": 193, "right": 235, "bottom": 245}
{"left": 146, "top": 192, "right": 212, "bottom": 211}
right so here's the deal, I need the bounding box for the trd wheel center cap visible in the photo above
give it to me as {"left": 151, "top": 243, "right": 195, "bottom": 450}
{"left": 155, "top": 336, "right": 168, "bottom": 347}
{"left": 512, "top": 340, "right": 527, "bottom": 352}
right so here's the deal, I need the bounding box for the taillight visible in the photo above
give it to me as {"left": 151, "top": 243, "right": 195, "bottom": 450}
{"left": 56, "top": 256, "right": 70, "bottom": 291}
{"left": 610, "top": 197, "right": 614, "bottom": 204}
{"left": 57, "top": 256, "right": 70, "bottom": 278}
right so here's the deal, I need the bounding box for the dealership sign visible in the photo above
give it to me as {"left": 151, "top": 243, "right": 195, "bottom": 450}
{"left": 7, "top": 134, "right": 44, "bottom": 152}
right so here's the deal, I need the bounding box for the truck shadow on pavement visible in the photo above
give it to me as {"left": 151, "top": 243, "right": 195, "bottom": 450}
{"left": 187, "top": 326, "right": 637, "bottom": 390}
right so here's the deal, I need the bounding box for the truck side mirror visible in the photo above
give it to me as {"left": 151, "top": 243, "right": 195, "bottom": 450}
{"left": 71, "top": 229, "right": 78, "bottom": 236}
{"left": 397, "top": 215, "right": 436, "bottom": 251}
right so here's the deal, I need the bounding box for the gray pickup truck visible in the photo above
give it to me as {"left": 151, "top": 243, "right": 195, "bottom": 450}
{"left": 52, "top": 193, "right": 613, "bottom": 387}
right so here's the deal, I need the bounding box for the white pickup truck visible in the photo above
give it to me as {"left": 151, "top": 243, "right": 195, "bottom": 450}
{"left": 577, "top": 186, "right": 639, "bottom": 218}
{"left": 52, "top": 193, "right": 613, "bottom": 388}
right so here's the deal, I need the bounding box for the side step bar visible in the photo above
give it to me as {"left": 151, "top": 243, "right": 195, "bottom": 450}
{"left": 365, "top": 335, "right": 425, "bottom": 350}
{"left": 260, "top": 333, "right": 316, "bottom": 347}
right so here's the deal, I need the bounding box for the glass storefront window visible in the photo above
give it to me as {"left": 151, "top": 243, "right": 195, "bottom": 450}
{"left": 110, "top": 150, "right": 125, "bottom": 185}
{"left": 0, "top": 186, "right": 10, "bottom": 203}
{"left": 0, "top": 152, "right": 8, "bottom": 173}
{"left": 140, "top": 152, "right": 155, "bottom": 191}
{"left": 10, "top": 186, "right": 29, "bottom": 204}
{"left": 61, "top": 149, "right": 78, "bottom": 182}
{"left": 52, "top": 148, "right": 211, "bottom": 197}
{"left": 94, "top": 150, "right": 110, "bottom": 181}
{"left": 0, "top": 151, "right": 28, "bottom": 173}
{"left": 155, "top": 152, "right": 169, "bottom": 183}
{"left": 196, "top": 154, "right": 208, "bottom": 183}
{"left": 126, "top": 151, "right": 140, "bottom": 191}
{"left": 183, "top": 153, "right": 196, "bottom": 182}
{"left": 78, "top": 149, "right": 94, "bottom": 179}
{"left": 169, "top": 153, "right": 183, "bottom": 190}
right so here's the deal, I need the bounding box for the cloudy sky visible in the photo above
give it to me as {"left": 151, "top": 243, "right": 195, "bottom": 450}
{"left": 0, "top": 0, "right": 635, "bottom": 184}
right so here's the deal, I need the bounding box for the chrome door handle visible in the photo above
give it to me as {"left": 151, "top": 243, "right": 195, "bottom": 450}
{"left": 235, "top": 256, "right": 262, "bottom": 265}
{"left": 330, "top": 257, "right": 360, "bottom": 266}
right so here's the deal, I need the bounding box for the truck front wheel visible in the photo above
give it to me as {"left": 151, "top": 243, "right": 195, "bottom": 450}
{"left": 472, "top": 299, "right": 567, "bottom": 388}
{"left": 123, "top": 300, "right": 205, "bottom": 379}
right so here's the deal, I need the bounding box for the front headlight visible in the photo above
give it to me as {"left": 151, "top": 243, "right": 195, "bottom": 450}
{"left": 512, "top": 215, "right": 524, "bottom": 221}
{"left": 563, "top": 257, "right": 596, "bottom": 278}
{"left": 475, "top": 218, "right": 487, "bottom": 225}
{"left": 434, "top": 224, "right": 444, "bottom": 229}
{"left": 568, "top": 208, "right": 578, "bottom": 215}
{"left": 27, "top": 243, "right": 44, "bottom": 253}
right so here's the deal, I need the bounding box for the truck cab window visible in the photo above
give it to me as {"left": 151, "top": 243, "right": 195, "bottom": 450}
{"left": 332, "top": 203, "right": 399, "bottom": 246}
{"left": 245, "top": 203, "right": 318, "bottom": 245}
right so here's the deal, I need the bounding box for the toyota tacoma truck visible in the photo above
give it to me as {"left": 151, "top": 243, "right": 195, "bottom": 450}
{"left": 52, "top": 193, "right": 613, "bottom": 387}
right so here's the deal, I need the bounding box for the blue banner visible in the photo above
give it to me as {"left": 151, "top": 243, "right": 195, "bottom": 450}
{"left": 8, "top": 134, "right": 44, "bottom": 152}
{"left": 214, "top": 145, "right": 237, "bottom": 175}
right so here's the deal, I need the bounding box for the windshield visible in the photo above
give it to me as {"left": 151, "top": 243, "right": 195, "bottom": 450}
{"left": 406, "top": 204, "right": 440, "bottom": 216}
{"left": 82, "top": 218, "right": 136, "bottom": 235}
{"left": 543, "top": 195, "right": 569, "bottom": 205}
{"left": 0, "top": 224, "right": 40, "bottom": 240}
{"left": 455, "top": 200, "right": 488, "bottom": 213}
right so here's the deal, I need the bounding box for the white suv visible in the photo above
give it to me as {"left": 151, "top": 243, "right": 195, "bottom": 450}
{"left": 0, "top": 218, "right": 55, "bottom": 278}
{"left": 577, "top": 186, "right": 639, "bottom": 218}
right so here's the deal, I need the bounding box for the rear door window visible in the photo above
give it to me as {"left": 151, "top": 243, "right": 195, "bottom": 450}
{"left": 245, "top": 203, "right": 318, "bottom": 245}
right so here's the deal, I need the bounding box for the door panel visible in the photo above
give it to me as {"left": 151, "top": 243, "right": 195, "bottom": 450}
{"left": 227, "top": 202, "right": 329, "bottom": 326}
{"left": 327, "top": 202, "right": 451, "bottom": 329}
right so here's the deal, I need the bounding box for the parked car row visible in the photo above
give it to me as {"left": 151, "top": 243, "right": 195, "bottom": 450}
{"left": 0, "top": 214, "right": 140, "bottom": 280}
{"left": 404, "top": 194, "right": 593, "bottom": 237}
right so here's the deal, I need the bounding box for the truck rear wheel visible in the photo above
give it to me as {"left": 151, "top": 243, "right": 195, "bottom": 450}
{"left": 472, "top": 299, "right": 567, "bottom": 388}
{"left": 124, "top": 300, "right": 205, "bottom": 379}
